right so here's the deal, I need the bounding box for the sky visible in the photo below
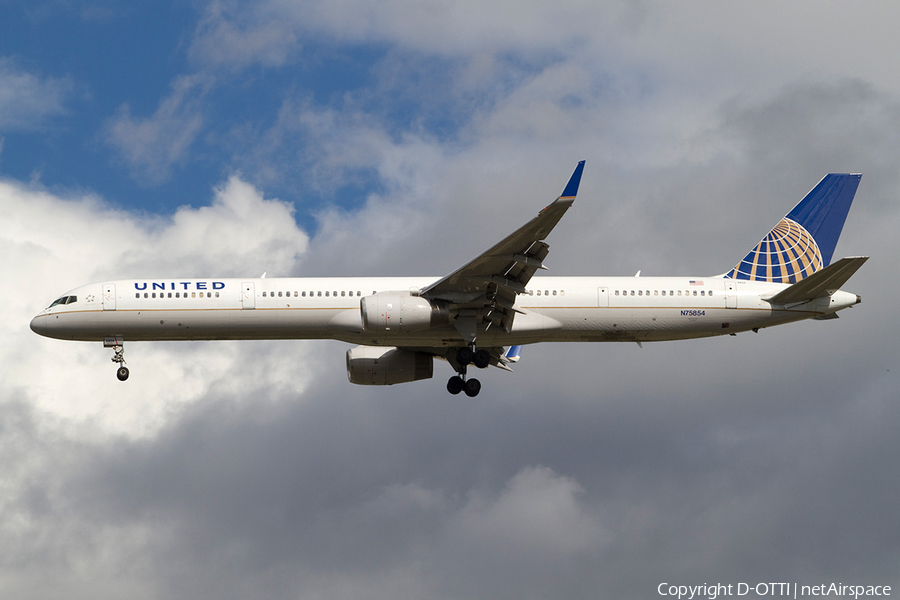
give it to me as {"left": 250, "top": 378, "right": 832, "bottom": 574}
{"left": 2, "top": 1, "right": 900, "bottom": 598}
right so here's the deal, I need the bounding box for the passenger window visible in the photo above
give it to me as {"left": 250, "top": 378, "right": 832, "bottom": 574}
{"left": 135, "top": 293, "right": 140, "bottom": 299}
{"left": 152, "top": 293, "right": 157, "bottom": 298}
{"left": 537, "top": 290, "right": 541, "bottom": 296}
{"left": 661, "top": 290, "right": 666, "bottom": 296}
{"left": 708, "top": 291, "right": 713, "bottom": 297}
{"left": 693, "top": 291, "right": 697, "bottom": 296}
{"left": 144, "top": 293, "right": 149, "bottom": 298}
{"left": 192, "top": 292, "right": 196, "bottom": 298}
{"left": 317, "top": 291, "right": 322, "bottom": 297}
{"left": 341, "top": 291, "right": 346, "bottom": 297}
{"left": 552, "top": 290, "right": 557, "bottom": 296}
{"left": 168, "top": 293, "right": 172, "bottom": 298}
{"left": 638, "top": 290, "right": 642, "bottom": 296}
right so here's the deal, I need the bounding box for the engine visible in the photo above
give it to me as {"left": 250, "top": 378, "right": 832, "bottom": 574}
{"left": 346, "top": 346, "right": 434, "bottom": 385}
{"left": 360, "top": 293, "right": 449, "bottom": 334}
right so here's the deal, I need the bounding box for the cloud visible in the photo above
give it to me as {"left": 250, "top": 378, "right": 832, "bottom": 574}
{"left": 187, "top": 0, "right": 634, "bottom": 69}
{"left": 6, "top": 2, "right": 900, "bottom": 598}
{"left": 189, "top": 0, "right": 300, "bottom": 70}
{"left": 104, "top": 75, "right": 209, "bottom": 184}
{"left": 1, "top": 174, "right": 309, "bottom": 439}
{"left": 0, "top": 57, "right": 72, "bottom": 130}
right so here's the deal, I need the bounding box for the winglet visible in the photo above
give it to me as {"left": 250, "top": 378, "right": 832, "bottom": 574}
{"left": 559, "top": 160, "right": 586, "bottom": 199}
{"left": 503, "top": 345, "right": 523, "bottom": 364}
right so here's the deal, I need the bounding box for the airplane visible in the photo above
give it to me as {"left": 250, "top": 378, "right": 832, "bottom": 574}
{"left": 30, "top": 162, "right": 867, "bottom": 397}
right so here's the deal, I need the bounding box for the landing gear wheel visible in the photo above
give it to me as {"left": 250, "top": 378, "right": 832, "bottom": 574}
{"left": 447, "top": 375, "right": 464, "bottom": 395}
{"left": 108, "top": 341, "right": 129, "bottom": 381}
{"left": 456, "top": 347, "right": 473, "bottom": 366}
{"left": 473, "top": 349, "right": 491, "bottom": 369}
{"left": 463, "top": 378, "right": 481, "bottom": 397}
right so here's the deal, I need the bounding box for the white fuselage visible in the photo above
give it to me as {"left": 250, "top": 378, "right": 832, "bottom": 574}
{"left": 29, "top": 276, "right": 860, "bottom": 347}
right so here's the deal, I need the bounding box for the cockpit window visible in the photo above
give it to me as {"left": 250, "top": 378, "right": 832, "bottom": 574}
{"left": 48, "top": 296, "right": 77, "bottom": 308}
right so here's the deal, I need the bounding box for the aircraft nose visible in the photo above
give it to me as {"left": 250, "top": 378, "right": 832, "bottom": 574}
{"left": 30, "top": 314, "right": 47, "bottom": 336}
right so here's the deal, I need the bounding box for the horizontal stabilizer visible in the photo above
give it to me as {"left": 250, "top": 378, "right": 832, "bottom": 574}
{"left": 814, "top": 312, "right": 840, "bottom": 321}
{"left": 765, "top": 256, "right": 868, "bottom": 304}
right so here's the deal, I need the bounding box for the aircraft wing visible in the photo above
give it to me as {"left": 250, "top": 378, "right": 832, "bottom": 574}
{"left": 420, "top": 161, "right": 584, "bottom": 340}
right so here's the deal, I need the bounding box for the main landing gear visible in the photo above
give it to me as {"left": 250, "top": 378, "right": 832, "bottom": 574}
{"left": 447, "top": 346, "right": 491, "bottom": 397}
{"left": 104, "top": 336, "right": 129, "bottom": 381}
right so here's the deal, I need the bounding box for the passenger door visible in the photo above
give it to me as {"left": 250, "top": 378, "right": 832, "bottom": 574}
{"left": 102, "top": 283, "right": 116, "bottom": 310}
{"left": 242, "top": 282, "right": 256, "bottom": 309}
{"left": 725, "top": 281, "right": 737, "bottom": 309}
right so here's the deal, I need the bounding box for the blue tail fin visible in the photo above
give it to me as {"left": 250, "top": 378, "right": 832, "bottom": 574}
{"left": 724, "top": 174, "right": 861, "bottom": 283}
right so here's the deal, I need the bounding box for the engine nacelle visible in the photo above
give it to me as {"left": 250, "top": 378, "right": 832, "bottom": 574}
{"left": 346, "top": 346, "right": 434, "bottom": 385}
{"left": 360, "top": 293, "right": 449, "bottom": 334}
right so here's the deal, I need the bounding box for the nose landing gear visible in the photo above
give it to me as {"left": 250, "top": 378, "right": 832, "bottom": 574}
{"left": 104, "top": 336, "right": 129, "bottom": 381}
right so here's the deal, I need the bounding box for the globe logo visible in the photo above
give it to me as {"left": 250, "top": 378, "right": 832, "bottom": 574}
{"left": 726, "top": 218, "right": 823, "bottom": 283}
